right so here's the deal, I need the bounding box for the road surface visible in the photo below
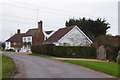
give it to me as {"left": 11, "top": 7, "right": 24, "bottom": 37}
{"left": 3, "top": 52, "right": 114, "bottom": 78}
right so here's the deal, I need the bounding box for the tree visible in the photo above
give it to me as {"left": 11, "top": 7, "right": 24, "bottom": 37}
{"left": 65, "top": 17, "right": 110, "bottom": 41}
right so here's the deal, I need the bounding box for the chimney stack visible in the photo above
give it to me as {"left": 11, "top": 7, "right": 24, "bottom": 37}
{"left": 17, "top": 29, "right": 20, "bottom": 34}
{"left": 38, "top": 20, "right": 43, "bottom": 30}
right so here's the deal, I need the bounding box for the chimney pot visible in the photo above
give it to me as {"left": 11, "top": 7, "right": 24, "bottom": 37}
{"left": 17, "top": 29, "right": 20, "bottom": 34}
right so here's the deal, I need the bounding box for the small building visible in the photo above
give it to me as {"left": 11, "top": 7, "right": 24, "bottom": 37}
{"left": 45, "top": 26, "right": 93, "bottom": 46}
{"left": 5, "top": 29, "right": 25, "bottom": 52}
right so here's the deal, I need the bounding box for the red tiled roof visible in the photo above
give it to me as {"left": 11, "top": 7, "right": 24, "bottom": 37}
{"left": 24, "top": 28, "right": 38, "bottom": 36}
{"left": 6, "top": 33, "right": 25, "bottom": 42}
{"left": 23, "top": 28, "right": 45, "bottom": 44}
{"left": 46, "top": 26, "right": 74, "bottom": 43}
{"left": 24, "top": 28, "right": 44, "bottom": 38}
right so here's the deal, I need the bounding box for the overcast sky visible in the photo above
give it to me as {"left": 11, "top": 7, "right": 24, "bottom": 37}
{"left": 0, "top": 0, "right": 119, "bottom": 42}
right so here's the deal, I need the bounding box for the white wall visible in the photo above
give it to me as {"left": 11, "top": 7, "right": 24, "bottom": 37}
{"left": 22, "top": 36, "right": 32, "bottom": 52}
{"left": 58, "top": 27, "right": 92, "bottom": 46}
{"left": 5, "top": 42, "right": 11, "bottom": 49}
{"left": 43, "top": 31, "right": 55, "bottom": 40}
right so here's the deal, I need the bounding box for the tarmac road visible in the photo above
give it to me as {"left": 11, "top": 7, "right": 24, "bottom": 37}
{"left": 3, "top": 51, "right": 114, "bottom": 78}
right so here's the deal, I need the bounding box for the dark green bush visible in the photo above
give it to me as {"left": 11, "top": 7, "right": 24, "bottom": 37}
{"left": 54, "top": 46, "right": 96, "bottom": 58}
{"left": 31, "top": 44, "right": 97, "bottom": 59}
{"left": 5, "top": 49, "right": 15, "bottom": 52}
{"left": 105, "top": 46, "right": 120, "bottom": 62}
{"left": 31, "top": 45, "right": 42, "bottom": 54}
{"left": 31, "top": 44, "right": 55, "bottom": 55}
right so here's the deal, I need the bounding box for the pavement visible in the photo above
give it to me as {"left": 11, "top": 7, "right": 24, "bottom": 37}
{"left": 3, "top": 51, "right": 115, "bottom": 78}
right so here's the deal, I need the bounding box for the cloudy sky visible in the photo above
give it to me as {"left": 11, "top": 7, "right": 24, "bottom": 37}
{"left": 0, "top": 0, "right": 119, "bottom": 41}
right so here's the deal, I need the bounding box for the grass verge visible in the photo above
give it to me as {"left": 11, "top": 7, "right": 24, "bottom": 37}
{"left": 2, "top": 54, "right": 15, "bottom": 78}
{"left": 63, "top": 60, "right": 120, "bottom": 77}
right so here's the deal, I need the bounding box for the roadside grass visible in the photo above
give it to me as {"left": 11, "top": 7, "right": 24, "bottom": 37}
{"left": 2, "top": 54, "right": 14, "bottom": 78}
{"left": 63, "top": 60, "right": 119, "bottom": 77}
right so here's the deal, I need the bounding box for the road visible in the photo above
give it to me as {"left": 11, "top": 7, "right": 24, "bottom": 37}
{"left": 3, "top": 52, "right": 114, "bottom": 78}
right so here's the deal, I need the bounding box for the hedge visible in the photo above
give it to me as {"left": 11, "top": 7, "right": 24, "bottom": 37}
{"left": 106, "top": 46, "right": 120, "bottom": 62}
{"left": 31, "top": 44, "right": 55, "bottom": 55}
{"left": 31, "top": 44, "right": 97, "bottom": 59}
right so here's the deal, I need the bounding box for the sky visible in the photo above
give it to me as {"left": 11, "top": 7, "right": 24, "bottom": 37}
{"left": 0, "top": 0, "right": 119, "bottom": 42}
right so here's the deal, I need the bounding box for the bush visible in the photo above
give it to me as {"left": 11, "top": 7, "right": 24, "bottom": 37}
{"left": 116, "top": 50, "right": 120, "bottom": 64}
{"left": 31, "top": 44, "right": 97, "bottom": 59}
{"left": 54, "top": 46, "right": 96, "bottom": 58}
{"left": 5, "top": 49, "right": 15, "bottom": 52}
{"left": 31, "top": 45, "right": 42, "bottom": 54}
{"left": 105, "top": 46, "right": 120, "bottom": 62}
{"left": 31, "top": 44, "right": 55, "bottom": 55}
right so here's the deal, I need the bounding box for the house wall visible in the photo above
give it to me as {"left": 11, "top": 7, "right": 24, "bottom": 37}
{"left": 58, "top": 27, "right": 92, "bottom": 46}
{"left": 22, "top": 36, "right": 32, "bottom": 52}
{"left": 5, "top": 42, "right": 11, "bottom": 49}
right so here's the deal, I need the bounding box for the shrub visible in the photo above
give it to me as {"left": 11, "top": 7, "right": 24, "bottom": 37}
{"left": 31, "top": 45, "right": 42, "bottom": 54}
{"left": 31, "top": 44, "right": 97, "bottom": 59}
{"left": 116, "top": 50, "right": 120, "bottom": 64}
{"left": 105, "top": 46, "right": 120, "bottom": 62}
{"left": 54, "top": 46, "right": 96, "bottom": 58}
{"left": 31, "top": 44, "right": 55, "bottom": 55}
{"left": 5, "top": 49, "right": 15, "bottom": 52}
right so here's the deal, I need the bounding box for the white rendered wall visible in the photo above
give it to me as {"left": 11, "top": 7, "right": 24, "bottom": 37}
{"left": 5, "top": 42, "right": 11, "bottom": 49}
{"left": 58, "top": 27, "right": 91, "bottom": 46}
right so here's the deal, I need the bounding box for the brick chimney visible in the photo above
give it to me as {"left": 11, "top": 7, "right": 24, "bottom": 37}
{"left": 38, "top": 20, "right": 43, "bottom": 30}
{"left": 17, "top": 29, "right": 20, "bottom": 34}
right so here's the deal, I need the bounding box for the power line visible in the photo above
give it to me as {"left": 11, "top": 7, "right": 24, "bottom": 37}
{"left": 1, "top": 2, "right": 76, "bottom": 17}
{"left": 0, "top": 19, "right": 37, "bottom": 25}
{"left": 1, "top": 2, "right": 97, "bottom": 18}
{"left": 2, "top": 14, "right": 35, "bottom": 20}
{"left": 1, "top": 18, "right": 62, "bottom": 30}
{"left": 8, "top": 0, "right": 96, "bottom": 17}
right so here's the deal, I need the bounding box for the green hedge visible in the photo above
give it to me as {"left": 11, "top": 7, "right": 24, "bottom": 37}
{"left": 106, "top": 46, "right": 120, "bottom": 62}
{"left": 54, "top": 46, "right": 96, "bottom": 58}
{"left": 31, "top": 44, "right": 55, "bottom": 55}
{"left": 31, "top": 44, "right": 96, "bottom": 59}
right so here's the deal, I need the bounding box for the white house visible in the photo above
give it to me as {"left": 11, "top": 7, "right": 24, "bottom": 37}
{"left": 45, "top": 26, "right": 93, "bottom": 46}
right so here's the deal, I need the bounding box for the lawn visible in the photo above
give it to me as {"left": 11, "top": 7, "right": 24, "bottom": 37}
{"left": 2, "top": 54, "right": 14, "bottom": 78}
{"left": 63, "top": 60, "right": 120, "bottom": 77}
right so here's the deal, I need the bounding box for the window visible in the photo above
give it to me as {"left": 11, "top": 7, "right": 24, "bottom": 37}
{"left": 28, "top": 37, "right": 31, "bottom": 41}
{"left": 24, "top": 37, "right": 26, "bottom": 42}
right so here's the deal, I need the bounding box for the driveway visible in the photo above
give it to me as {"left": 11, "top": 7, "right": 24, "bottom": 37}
{"left": 3, "top": 52, "right": 114, "bottom": 78}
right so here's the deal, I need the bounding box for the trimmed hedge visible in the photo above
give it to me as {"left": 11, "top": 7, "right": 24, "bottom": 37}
{"left": 31, "top": 44, "right": 97, "bottom": 59}
{"left": 106, "top": 46, "right": 120, "bottom": 62}
{"left": 54, "top": 46, "right": 96, "bottom": 58}
{"left": 31, "top": 44, "right": 55, "bottom": 55}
